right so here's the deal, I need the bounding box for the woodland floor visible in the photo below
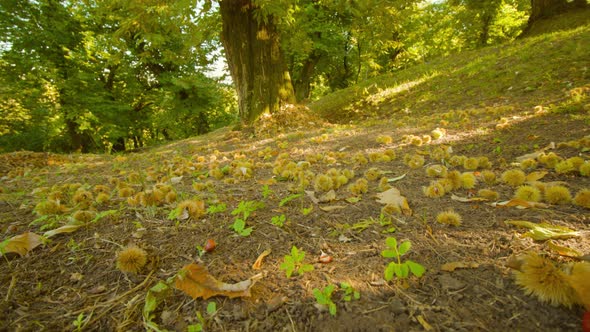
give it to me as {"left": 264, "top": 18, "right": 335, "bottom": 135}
{"left": 1, "top": 102, "right": 589, "bottom": 331}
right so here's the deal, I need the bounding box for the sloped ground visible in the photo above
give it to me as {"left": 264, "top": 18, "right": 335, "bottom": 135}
{"left": 1, "top": 14, "right": 590, "bottom": 332}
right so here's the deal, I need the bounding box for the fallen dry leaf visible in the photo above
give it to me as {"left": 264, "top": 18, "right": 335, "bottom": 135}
{"left": 305, "top": 190, "right": 320, "bottom": 204}
{"left": 43, "top": 223, "right": 83, "bottom": 238}
{"left": 175, "top": 263, "right": 262, "bottom": 299}
{"left": 451, "top": 194, "right": 488, "bottom": 203}
{"left": 506, "top": 220, "right": 581, "bottom": 240}
{"left": 376, "top": 187, "right": 412, "bottom": 216}
{"left": 525, "top": 171, "right": 547, "bottom": 182}
{"left": 319, "top": 190, "right": 337, "bottom": 203}
{"left": 1, "top": 232, "right": 44, "bottom": 256}
{"left": 491, "top": 199, "right": 549, "bottom": 209}
{"left": 440, "top": 261, "right": 480, "bottom": 272}
{"left": 252, "top": 249, "right": 271, "bottom": 270}
{"left": 546, "top": 240, "right": 582, "bottom": 258}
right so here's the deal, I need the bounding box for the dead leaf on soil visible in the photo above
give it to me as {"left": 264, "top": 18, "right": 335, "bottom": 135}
{"left": 387, "top": 173, "right": 406, "bottom": 183}
{"left": 546, "top": 240, "right": 582, "bottom": 258}
{"left": 440, "top": 261, "right": 480, "bottom": 272}
{"left": 305, "top": 190, "right": 320, "bottom": 204}
{"left": 416, "top": 315, "right": 433, "bottom": 331}
{"left": 491, "top": 199, "right": 548, "bottom": 209}
{"left": 0, "top": 232, "right": 44, "bottom": 256}
{"left": 376, "top": 187, "right": 412, "bottom": 216}
{"left": 43, "top": 223, "right": 83, "bottom": 238}
{"left": 451, "top": 194, "right": 488, "bottom": 203}
{"left": 252, "top": 249, "right": 271, "bottom": 270}
{"left": 319, "top": 190, "right": 337, "bottom": 203}
{"left": 506, "top": 220, "right": 581, "bottom": 240}
{"left": 525, "top": 171, "right": 547, "bottom": 182}
{"left": 175, "top": 263, "right": 263, "bottom": 299}
{"left": 319, "top": 205, "right": 346, "bottom": 212}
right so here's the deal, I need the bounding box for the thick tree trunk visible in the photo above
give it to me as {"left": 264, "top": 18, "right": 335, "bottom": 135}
{"left": 521, "top": 0, "right": 586, "bottom": 36}
{"left": 219, "top": 0, "right": 295, "bottom": 125}
{"left": 293, "top": 53, "right": 320, "bottom": 102}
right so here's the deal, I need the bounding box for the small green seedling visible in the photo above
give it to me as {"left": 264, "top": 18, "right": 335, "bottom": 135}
{"left": 381, "top": 237, "right": 425, "bottom": 281}
{"left": 207, "top": 202, "right": 227, "bottom": 214}
{"left": 72, "top": 312, "right": 91, "bottom": 332}
{"left": 231, "top": 200, "right": 264, "bottom": 221}
{"left": 187, "top": 302, "right": 217, "bottom": 332}
{"left": 261, "top": 185, "right": 273, "bottom": 199}
{"left": 231, "top": 218, "right": 252, "bottom": 236}
{"left": 302, "top": 205, "right": 313, "bottom": 216}
{"left": 340, "top": 282, "right": 360, "bottom": 302}
{"left": 271, "top": 214, "right": 286, "bottom": 227}
{"left": 280, "top": 245, "right": 314, "bottom": 278}
{"left": 313, "top": 284, "right": 337, "bottom": 316}
{"left": 279, "top": 193, "right": 302, "bottom": 207}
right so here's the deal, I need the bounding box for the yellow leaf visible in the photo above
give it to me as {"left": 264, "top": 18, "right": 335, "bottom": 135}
{"left": 492, "top": 199, "right": 549, "bottom": 209}
{"left": 175, "top": 264, "right": 263, "bottom": 300}
{"left": 525, "top": 171, "right": 547, "bottom": 182}
{"left": 451, "top": 194, "right": 487, "bottom": 202}
{"left": 440, "top": 261, "right": 480, "bottom": 272}
{"left": 1, "top": 232, "right": 44, "bottom": 257}
{"left": 546, "top": 240, "right": 582, "bottom": 258}
{"left": 252, "top": 249, "right": 271, "bottom": 270}
{"left": 506, "top": 220, "right": 581, "bottom": 240}
{"left": 376, "top": 188, "right": 412, "bottom": 216}
{"left": 416, "top": 315, "right": 433, "bottom": 331}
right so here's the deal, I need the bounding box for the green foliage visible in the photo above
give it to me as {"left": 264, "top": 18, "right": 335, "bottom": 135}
{"left": 340, "top": 282, "right": 361, "bottom": 302}
{"left": 381, "top": 237, "right": 425, "bottom": 281}
{"left": 280, "top": 245, "right": 314, "bottom": 278}
{"left": 230, "top": 200, "right": 263, "bottom": 236}
{"left": 312, "top": 284, "right": 337, "bottom": 316}
{"left": 261, "top": 184, "right": 273, "bottom": 199}
{"left": 231, "top": 218, "right": 253, "bottom": 237}
{"left": 271, "top": 214, "right": 286, "bottom": 227}
{"left": 207, "top": 203, "right": 227, "bottom": 214}
{"left": 279, "top": 193, "right": 302, "bottom": 207}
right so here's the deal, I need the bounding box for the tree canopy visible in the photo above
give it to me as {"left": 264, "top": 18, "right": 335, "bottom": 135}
{"left": 1, "top": 0, "right": 584, "bottom": 152}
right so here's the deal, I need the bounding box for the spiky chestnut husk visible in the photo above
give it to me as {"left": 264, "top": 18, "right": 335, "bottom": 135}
{"left": 426, "top": 165, "right": 448, "bottom": 178}
{"left": 448, "top": 155, "right": 466, "bottom": 167}
{"left": 436, "top": 210, "right": 462, "bottom": 226}
{"left": 348, "top": 178, "right": 368, "bottom": 195}
{"left": 73, "top": 210, "right": 96, "bottom": 223}
{"left": 116, "top": 245, "right": 147, "bottom": 274}
{"left": 177, "top": 200, "right": 206, "bottom": 220}
{"left": 501, "top": 169, "right": 526, "bottom": 187}
{"left": 93, "top": 185, "right": 111, "bottom": 194}
{"left": 544, "top": 185, "right": 572, "bottom": 205}
{"left": 461, "top": 172, "right": 477, "bottom": 189}
{"left": 573, "top": 189, "right": 590, "bottom": 209}
{"left": 514, "top": 185, "right": 542, "bottom": 202}
{"left": 511, "top": 252, "right": 578, "bottom": 308}
{"left": 580, "top": 163, "right": 590, "bottom": 177}
{"left": 564, "top": 262, "right": 590, "bottom": 310}
{"left": 480, "top": 170, "right": 497, "bottom": 185}
{"left": 381, "top": 204, "right": 401, "bottom": 216}
{"left": 463, "top": 157, "right": 479, "bottom": 170}
{"left": 477, "top": 189, "right": 499, "bottom": 201}
{"left": 423, "top": 181, "right": 445, "bottom": 198}
{"left": 365, "top": 168, "right": 382, "bottom": 181}
{"left": 431, "top": 128, "right": 446, "bottom": 140}
{"left": 34, "top": 200, "right": 67, "bottom": 216}
{"left": 520, "top": 158, "right": 538, "bottom": 170}
{"left": 567, "top": 157, "right": 585, "bottom": 169}
{"left": 384, "top": 149, "right": 396, "bottom": 160}
{"left": 445, "top": 170, "right": 463, "bottom": 190}
{"left": 406, "top": 155, "right": 425, "bottom": 169}
{"left": 554, "top": 160, "right": 575, "bottom": 174}
{"left": 378, "top": 177, "right": 391, "bottom": 192}
{"left": 478, "top": 156, "right": 492, "bottom": 169}
{"left": 314, "top": 174, "right": 334, "bottom": 192}
{"left": 376, "top": 135, "right": 393, "bottom": 145}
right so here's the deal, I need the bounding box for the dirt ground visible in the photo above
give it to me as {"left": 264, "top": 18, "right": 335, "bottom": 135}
{"left": 0, "top": 107, "right": 589, "bottom": 331}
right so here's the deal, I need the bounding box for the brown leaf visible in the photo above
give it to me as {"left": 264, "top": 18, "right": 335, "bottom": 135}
{"left": 376, "top": 188, "right": 412, "bottom": 216}
{"left": 440, "top": 261, "right": 480, "bottom": 272}
{"left": 252, "top": 249, "right": 271, "bottom": 270}
{"left": 1, "top": 232, "right": 44, "bottom": 256}
{"left": 305, "top": 190, "right": 319, "bottom": 204}
{"left": 319, "top": 190, "right": 336, "bottom": 203}
{"left": 175, "top": 263, "right": 262, "bottom": 300}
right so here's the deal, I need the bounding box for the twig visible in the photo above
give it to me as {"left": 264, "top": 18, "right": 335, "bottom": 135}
{"left": 285, "top": 308, "right": 297, "bottom": 332}
{"left": 5, "top": 274, "right": 16, "bottom": 302}
{"left": 361, "top": 304, "right": 390, "bottom": 315}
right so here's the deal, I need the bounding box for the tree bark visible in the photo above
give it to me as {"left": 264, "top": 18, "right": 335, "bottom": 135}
{"left": 293, "top": 53, "right": 321, "bottom": 102}
{"left": 219, "top": 0, "right": 295, "bottom": 125}
{"left": 521, "top": 0, "right": 587, "bottom": 36}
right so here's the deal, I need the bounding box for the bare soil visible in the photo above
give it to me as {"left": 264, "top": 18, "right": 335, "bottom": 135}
{"left": 0, "top": 109, "right": 589, "bottom": 332}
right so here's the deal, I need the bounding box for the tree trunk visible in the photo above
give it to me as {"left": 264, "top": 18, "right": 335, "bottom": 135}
{"left": 521, "top": 0, "right": 585, "bottom": 36}
{"left": 219, "top": 0, "right": 295, "bottom": 125}
{"left": 293, "top": 53, "right": 321, "bottom": 102}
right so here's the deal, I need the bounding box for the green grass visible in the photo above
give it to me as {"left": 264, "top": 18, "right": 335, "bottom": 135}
{"left": 310, "top": 10, "right": 590, "bottom": 126}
